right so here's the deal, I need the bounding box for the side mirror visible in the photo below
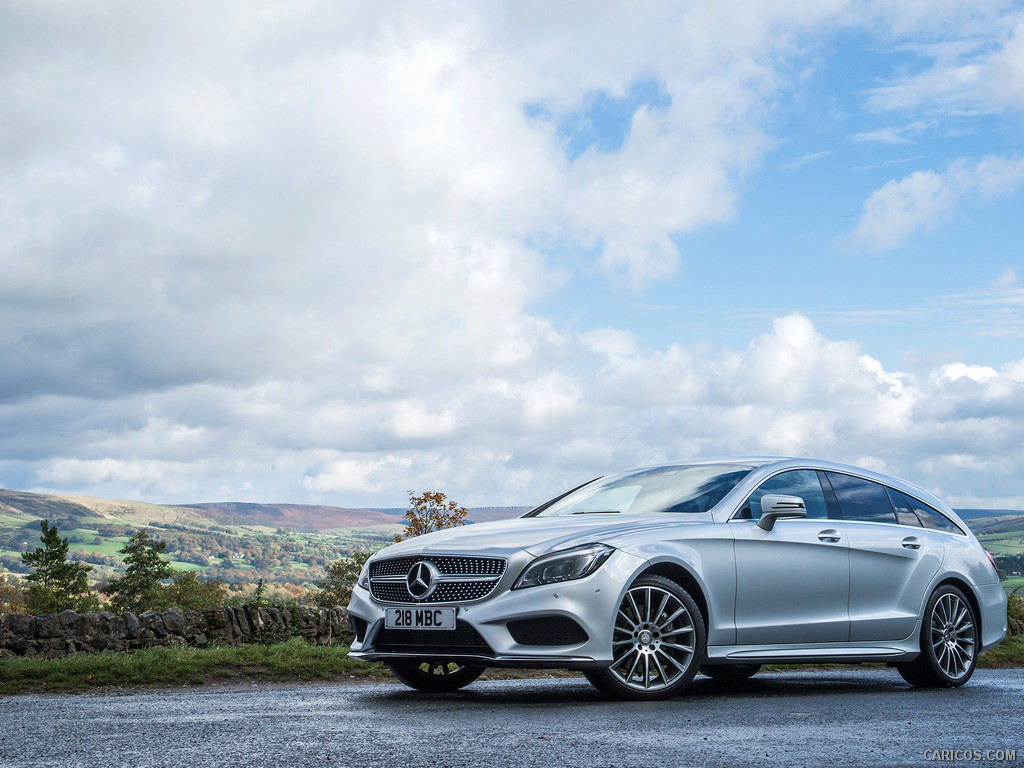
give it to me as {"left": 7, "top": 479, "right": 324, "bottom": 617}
{"left": 756, "top": 494, "right": 807, "bottom": 531}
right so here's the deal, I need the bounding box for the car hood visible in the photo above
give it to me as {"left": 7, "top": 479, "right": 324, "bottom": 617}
{"left": 374, "top": 514, "right": 713, "bottom": 559}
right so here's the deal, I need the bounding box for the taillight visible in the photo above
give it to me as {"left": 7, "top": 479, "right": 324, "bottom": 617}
{"left": 984, "top": 550, "right": 1000, "bottom": 576}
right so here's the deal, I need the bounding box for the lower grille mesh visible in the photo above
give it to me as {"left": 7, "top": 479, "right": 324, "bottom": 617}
{"left": 373, "top": 620, "right": 494, "bottom": 657}
{"left": 507, "top": 616, "right": 589, "bottom": 646}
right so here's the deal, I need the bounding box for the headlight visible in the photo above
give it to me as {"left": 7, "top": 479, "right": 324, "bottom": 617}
{"left": 357, "top": 559, "right": 371, "bottom": 590}
{"left": 513, "top": 543, "right": 614, "bottom": 590}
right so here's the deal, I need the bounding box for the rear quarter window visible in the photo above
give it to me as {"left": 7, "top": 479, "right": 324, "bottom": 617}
{"left": 885, "top": 487, "right": 922, "bottom": 527}
{"left": 900, "top": 491, "right": 964, "bottom": 534}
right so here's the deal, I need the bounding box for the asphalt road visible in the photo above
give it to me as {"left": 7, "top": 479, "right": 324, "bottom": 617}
{"left": 0, "top": 669, "right": 1021, "bottom": 768}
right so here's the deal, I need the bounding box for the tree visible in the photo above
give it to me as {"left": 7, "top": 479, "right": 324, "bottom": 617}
{"left": 103, "top": 528, "right": 176, "bottom": 613}
{"left": 20, "top": 519, "right": 97, "bottom": 614}
{"left": 311, "top": 549, "right": 375, "bottom": 607}
{"left": 394, "top": 490, "right": 468, "bottom": 543}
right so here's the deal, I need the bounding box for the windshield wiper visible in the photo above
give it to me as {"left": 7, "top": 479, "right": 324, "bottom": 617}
{"left": 569, "top": 510, "right": 622, "bottom": 515}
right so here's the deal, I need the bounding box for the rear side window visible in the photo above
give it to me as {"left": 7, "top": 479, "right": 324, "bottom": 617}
{"left": 885, "top": 487, "right": 922, "bottom": 527}
{"left": 824, "top": 472, "right": 897, "bottom": 524}
{"left": 900, "top": 491, "right": 964, "bottom": 534}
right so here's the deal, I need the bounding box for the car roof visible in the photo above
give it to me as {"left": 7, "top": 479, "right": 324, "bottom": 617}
{"left": 619, "top": 456, "right": 951, "bottom": 513}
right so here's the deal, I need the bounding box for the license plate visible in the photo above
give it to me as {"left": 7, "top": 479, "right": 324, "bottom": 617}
{"left": 385, "top": 607, "right": 456, "bottom": 630}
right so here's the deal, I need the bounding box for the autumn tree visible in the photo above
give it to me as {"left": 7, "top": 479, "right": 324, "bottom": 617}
{"left": 394, "top": 490, "right": 468, "bottom": 543}
{"left": 20, "top": 519, "right": 98, "bottom": 614}
{"left": 103, "top": 528, "right": 176, "bottom": 613}
{"left": 0, "top": 572, "right": 26, "bottom": 614}
{"left": 311, "top": 549, "right": 375, "bottom": 607}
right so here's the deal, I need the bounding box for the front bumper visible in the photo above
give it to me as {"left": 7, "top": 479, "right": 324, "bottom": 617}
{"left": 347, "top": 548, "right": 646, "bottom": 668}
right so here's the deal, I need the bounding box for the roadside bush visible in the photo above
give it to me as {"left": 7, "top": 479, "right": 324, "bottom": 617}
{"left": 310, "top": 549, "right": 374, "bottom": 608}
{"left": 161, "top": 571, "right": 227, "bottom": 611}
{"left": 1008, "top": 589, "right": 1024, "bottom": 636}
{"left": 225, "top": 579, "right": 304, "bottom": 609}
{"left": 0, "top": 572, "right": 26, "bottom": 614}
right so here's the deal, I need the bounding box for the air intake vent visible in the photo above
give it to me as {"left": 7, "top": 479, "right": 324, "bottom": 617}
{"left": 507, "top": 616, "right": 589, "bottom": 646}
{"left": 373, "top": 621, "right": 494, "bottom": 657}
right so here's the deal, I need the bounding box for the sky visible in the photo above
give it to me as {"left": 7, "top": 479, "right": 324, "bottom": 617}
{"left": 1, "top": 1, "right": 1023, "bottom": 510}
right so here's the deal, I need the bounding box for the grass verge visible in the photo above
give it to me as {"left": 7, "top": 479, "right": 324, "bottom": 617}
{"left": 1, "top": 635, "right": 1021, "bottom": 696}
{"left": 0, "top": 638, "right": 386, "bottom": 695}
{"left": 976, "top": 633, "right": 1024, "bottom": 668}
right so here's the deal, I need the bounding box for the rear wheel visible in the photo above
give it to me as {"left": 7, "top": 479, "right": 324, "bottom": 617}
{"left": 387, "top": 660, "right": 484, "bottom": 692}
{"left": 585, "top": 575, "right": 706, "bottom": 700}
{"left": 701, "top": 663, "right": 761, "bottom": 681}
{"left": 896, "top": 584, "right": 978, "bottom": 688}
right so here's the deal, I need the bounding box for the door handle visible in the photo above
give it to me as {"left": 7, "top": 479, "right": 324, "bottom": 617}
{"left": 817, "top": 529, "right": 841, "bottom": 543}
{"left": 902, "top": 536, "right": 922, "bottom": 550}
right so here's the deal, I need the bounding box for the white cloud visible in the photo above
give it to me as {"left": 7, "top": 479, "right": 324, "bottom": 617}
{"left": 10, "top": 311, "right": 1024, "bottom": 509}
{"left": 863, "top": 11, "right": 1024, "bottom": 115}
{"left": 780, "top": 150, "right": 832, "bottom": 170}
{"left": 304, "top": 456, "right": 413, "bottom": 495}
{"left": 851, "top": 155, "right": 1024, "bottom": 252}
{"left": 850, "top": 120, "right": 933, "bottom": 144}
{"left": 2, "top": 2, "right": 1024, "bottom": 510}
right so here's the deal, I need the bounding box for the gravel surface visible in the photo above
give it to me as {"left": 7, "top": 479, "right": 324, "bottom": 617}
{"left": 0, "top": 668, "right": 1021, "bottom": 767}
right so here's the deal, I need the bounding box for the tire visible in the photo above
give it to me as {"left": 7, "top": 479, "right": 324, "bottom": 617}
{"left": 896, "top": 584, "right": 978, "bottom": 688}
{"left": 701, "top": 663, "right": 761, "bottom": 682}
{"left": 387, "top": 660, "right": 485, "bottom": 692}
{"left": 585, "top": 574, "right": 706, "bottom": 701}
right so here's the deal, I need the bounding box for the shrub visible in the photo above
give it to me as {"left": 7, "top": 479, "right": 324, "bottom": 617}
{"left": 310, "top": 549, "right": 375, "bottom": 608}
{"left": 0, "top": 572, "right": 26, "bottom": 614}
{"left": 1008, "top": 588, "right": 1024, "bottom": 637}
{"left": 161, "top": 571, "right": 228, "bottom": 611}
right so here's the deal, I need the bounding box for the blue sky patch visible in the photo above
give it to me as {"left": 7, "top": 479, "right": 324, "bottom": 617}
{"left": 527, "top": 78, "right": 672, "bottom": 160}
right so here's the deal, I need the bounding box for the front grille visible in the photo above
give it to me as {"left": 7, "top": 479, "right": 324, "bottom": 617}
{"left": 370, "top": 556, "right": 506, "bottom": 578}
{"left": 507, "top": 616, "right": 589, "bottom": 646}
{"left": 373, "top": 620, "right": 494, "bottom": 657}
{"left": 368, "top": 555, "right": 506, "bottom": 604}
{"left": 370, "top": 581, "right": 497, "bottom": 603}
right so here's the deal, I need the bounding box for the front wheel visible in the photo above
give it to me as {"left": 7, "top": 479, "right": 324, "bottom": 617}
{"left": 387, "top": 660, "right": 484, "bottom": 692}
{"left": 585, "top": 574, "right": 706, "bottom": 700}
{"left": 896, "top": 584, "right": 978, "bottom": 688}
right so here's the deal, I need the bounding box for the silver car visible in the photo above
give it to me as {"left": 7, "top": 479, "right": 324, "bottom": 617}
{"left": 347, "top": 457, "right": 1007, "bottom": 700}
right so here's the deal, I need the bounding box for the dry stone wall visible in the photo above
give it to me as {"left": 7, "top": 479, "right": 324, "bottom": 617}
{"left": 0, "top": 605, "right": 350, "bottom": 659}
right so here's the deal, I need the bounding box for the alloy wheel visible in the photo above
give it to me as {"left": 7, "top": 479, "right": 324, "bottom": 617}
{"left": 929, "top": 591, "right": 976, "bottom": 680}
{"left": 609, "top": 584, "right": 697, "bottom": 692}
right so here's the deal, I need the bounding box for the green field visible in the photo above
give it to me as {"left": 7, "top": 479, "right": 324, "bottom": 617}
{"left": 4, "top": 489, "right": 1024, "bottom": 593}
{"left": 0, "top": 490, "right": 400, "bottom": 588}
{"left": 1002, "top": 575, "right": 1024, "bottom": 593}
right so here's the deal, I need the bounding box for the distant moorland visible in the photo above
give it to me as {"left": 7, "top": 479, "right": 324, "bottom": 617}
{"left": 0, "top": 487, "right": 1021, "bottom": 593}
{"left": 0, "top": 488, "right": 527, "bottom": 590}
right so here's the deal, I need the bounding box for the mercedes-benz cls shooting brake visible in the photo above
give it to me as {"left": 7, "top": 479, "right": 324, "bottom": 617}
{"left": 347, "top": 458, "right": 1007, "bottom": 700}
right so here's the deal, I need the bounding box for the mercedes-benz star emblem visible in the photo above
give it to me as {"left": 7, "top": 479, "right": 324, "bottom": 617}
{"left": 406, "top": 560, "right": 440, "bottom": 600}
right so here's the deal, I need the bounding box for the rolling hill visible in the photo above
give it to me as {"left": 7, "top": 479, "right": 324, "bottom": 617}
{"left": 0, "top": 487, "right": 1020, "bottom": 592}
{"left": 0, "top": 488, "right": 527, "bottom": 588}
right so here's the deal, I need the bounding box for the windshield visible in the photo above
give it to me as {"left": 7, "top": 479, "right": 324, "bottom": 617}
{"left": 533, "top": 464, "right": 754, "bottom": 517}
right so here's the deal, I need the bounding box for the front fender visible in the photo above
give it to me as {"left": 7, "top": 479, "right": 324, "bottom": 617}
{"left": 614, "top": 533, "right": 735, "bottom": 646}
